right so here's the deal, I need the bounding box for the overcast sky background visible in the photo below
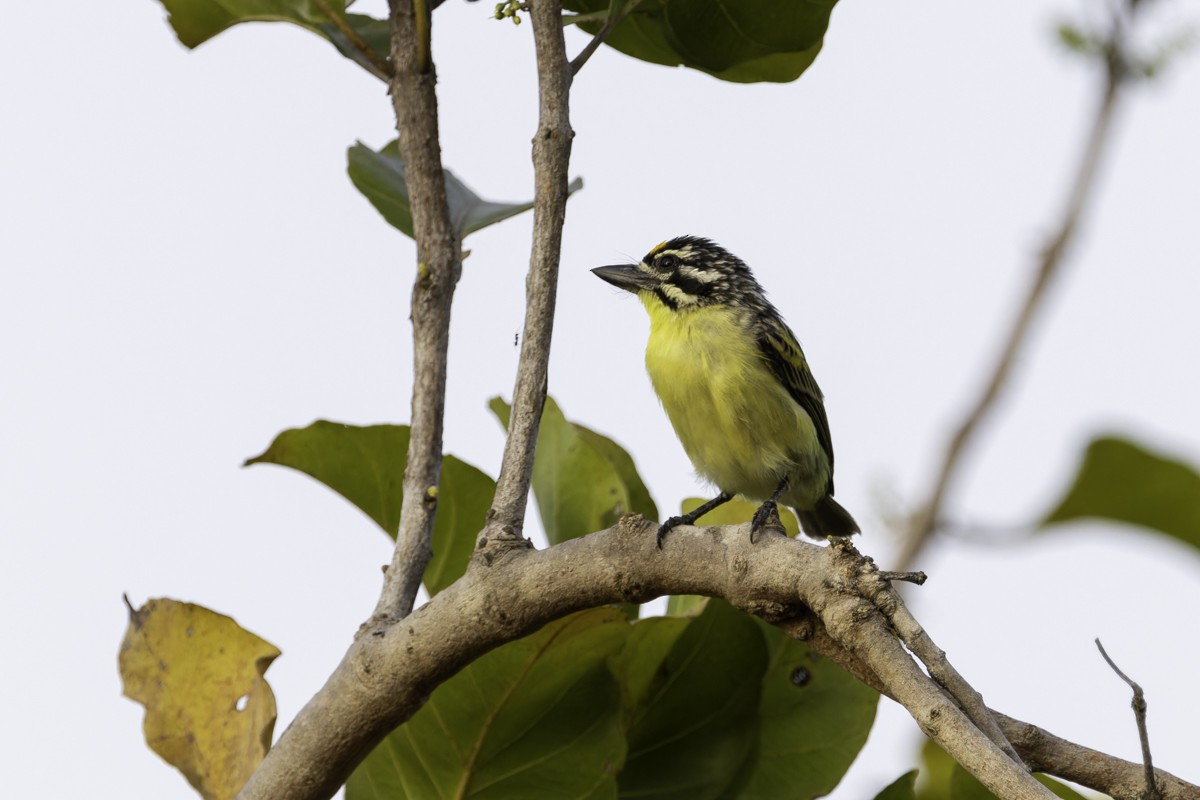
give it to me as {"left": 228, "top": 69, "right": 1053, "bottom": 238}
{"left": 3, "top": 0, "right": 1199, "bottom": 797}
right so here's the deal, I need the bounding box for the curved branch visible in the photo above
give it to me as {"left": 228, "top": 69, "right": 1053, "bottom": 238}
{"left": 486, "top": 0, "right": 574, "bottom": 539}
{"left": 374, "top": 0, "right": 462, "bottom": 620}
{"left": 898, "top": 9, "right": 1132, "bottom": 571}
{"left": 237, "top": 522, "right": 1093, "bottom": 800}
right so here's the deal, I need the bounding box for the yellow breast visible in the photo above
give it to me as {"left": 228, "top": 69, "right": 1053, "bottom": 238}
{"left": 640, "top": 298, "right": 828, "bottom": 506}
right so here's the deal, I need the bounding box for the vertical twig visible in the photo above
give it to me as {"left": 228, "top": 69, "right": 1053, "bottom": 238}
{"left": 484, "top": 0, "right": 574, "bottom": 540}
{"left": 1096, "top": 639, "right": 1161, "bottom": 800}
{"left": 897, "top": 7, "right": 1134, "bottom": 571}
{"left": 374, "top": 0, "right": 462, "bottom": 620}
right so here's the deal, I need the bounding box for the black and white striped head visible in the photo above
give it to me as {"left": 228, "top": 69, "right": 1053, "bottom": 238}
{"left": 592, "top": 236, "right": 771, "bottom": 312}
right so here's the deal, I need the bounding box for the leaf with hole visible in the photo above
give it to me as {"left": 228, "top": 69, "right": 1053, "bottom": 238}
{"left": 723, "top": 618, "right": 878, "bottom": 797}
{"left": 119, "top": 598, "right": 279, "bottom": 800}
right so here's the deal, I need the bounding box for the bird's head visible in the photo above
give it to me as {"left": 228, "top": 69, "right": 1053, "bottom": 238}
{"left": 591, "top": 236, "right": 765, "bottom": 311}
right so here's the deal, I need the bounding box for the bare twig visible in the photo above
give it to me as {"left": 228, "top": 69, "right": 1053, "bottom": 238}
{"left": 1096, "top": 639, "right": 1161, "bottom": 800}
{"left": 878, "top": 569, "right": 927, "bottom": 585}
{"left": 313, "top": 0, "right": 394, "bottom": 79}
{"left": 569, "top": 0, "right": 643, "bottom": 76}
{"left": 374, "top": 0, "right": 462, "bottom": 620}
{"left": 897, "top": 3, "right": 1137, "bottom": 571}
{"left": 484, "top": 0, "right": 574, "bottom": 540}
{"left": 788, "top": 617, "right": 1198, "bottom": 800}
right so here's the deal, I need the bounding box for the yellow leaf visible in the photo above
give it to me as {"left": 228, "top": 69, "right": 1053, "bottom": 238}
{"left": 118, "top": 597, "right": 280, "bottom": 800}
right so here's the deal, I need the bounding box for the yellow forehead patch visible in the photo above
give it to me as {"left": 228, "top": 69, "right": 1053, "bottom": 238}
{"left": 648, "top": 240, "right": 669, "bottom": 257}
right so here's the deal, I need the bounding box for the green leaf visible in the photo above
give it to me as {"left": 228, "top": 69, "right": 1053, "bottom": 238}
{"left": 155, "top": 0, "right": 392, "bottom": 79}
{"left": 244, "top": 421, "right": 493, "bottom": 594}
{"left": 563, "top": 0, "right": 837, "bottom": 84}
{"left": 664, "top": 498, "right": 799, "bottom": 615}
{"left": 345, "top": 609, "right": 628, "bottom": 800}
{"left": 874, "top": 770, "right": 918, "bottom": 800}
{"left": 347, "top": 141, "right": 584, "bottom": 239}
{"left": 1041, "top": 435, "right": 1200, "bottom": 551}
{"left": 724, "top": 618, "right": 878, "bottom": 797}
{"left": 489, "top": 396, "right": 658, "bottom": 544}
{"left": 616, "top": 600, "right": 767, "bottom": 799}
{"left": 664, "top": 593, "right": 706, "bottom": 616}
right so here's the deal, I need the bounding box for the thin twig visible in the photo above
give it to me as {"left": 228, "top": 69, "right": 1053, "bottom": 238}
{"left": 374, "top": 0, "right": 462, "bottom": 620}
{"left": 569, "top": 0, "right": 643, "bottom": 76}
{"left": 1096, "top": 639, "right": 1161, "bottom": 800}
{"left": 484, "top": 0, "right": 575, "bottom": 539}
{"left": 312, "top": 0, "right": 394, "bottom": 79}
{"left": 790, "top": 617, "right": 1198, "bottom": 800}
{"left": 897, "top": 10, "right": 1133, "bottom": 571}
{"left": 878, "top": 569, "right": 927, "bottom": 585}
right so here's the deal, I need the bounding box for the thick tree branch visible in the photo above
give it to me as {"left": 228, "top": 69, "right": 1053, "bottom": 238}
{"left": 374, "top": 0, "right": 462, "bottom": 620}
{"left": 234, "top": 521, "right": 1197, "bottom": 800}
{"left": 485, "top": 0, "right": 574, "bottom": 539}
{"left": 898, "top": 3, "right": 1135, "bottom": 571}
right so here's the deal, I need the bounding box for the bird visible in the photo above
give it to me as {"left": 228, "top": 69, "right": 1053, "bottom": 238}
{"left": 592, "top": 235, "right": 859, "bottom": 547}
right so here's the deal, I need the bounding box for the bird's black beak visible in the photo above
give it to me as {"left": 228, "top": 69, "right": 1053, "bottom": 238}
{"left": 591, "top": 264, "right": 657, "bottom": 293}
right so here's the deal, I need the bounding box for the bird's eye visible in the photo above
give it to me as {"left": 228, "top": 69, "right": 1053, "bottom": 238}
{"left": 657, "top": 254, "right": 678, "bottom": 270}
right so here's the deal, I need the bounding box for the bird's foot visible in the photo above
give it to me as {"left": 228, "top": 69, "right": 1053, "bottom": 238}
{"left": 750, "top": 500, "right": 782, "bottom": 542}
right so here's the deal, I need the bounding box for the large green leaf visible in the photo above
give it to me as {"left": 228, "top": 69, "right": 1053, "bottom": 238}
{"left": 724, "top": 619, "right": 878, "bottom": 797}
{"left": 348, "top": 141, "right": 584, "bottom": 240}
{"left": 489, "top": 397, "right": 658, "bottom": 545}
{"left": 155, "top": 0, "right": 392, "bottom": 80}
{"left": 244, "top": 421, "right": 493, "bottom": 594}
{"left": 874, "top": 771, "right": 918, "bottom": 800}
{"left": 616, "top": 600, "right": 767, "bottom": 799}
{"left": 345, "top": 609, "right": 629, "bottom": 800}
{"left": 1041, "top": 435, "right": 1200, "bottom": 552}
{"left": 664, "top": 497, "right": 799, "bottom": 616}
{"left": 563, "top": 0, "right": 836, "bottom": 84}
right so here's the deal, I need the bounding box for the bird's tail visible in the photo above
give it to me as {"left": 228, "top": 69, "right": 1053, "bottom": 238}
{"left": 796, "top": 496, "right": 860, "bottom": 539}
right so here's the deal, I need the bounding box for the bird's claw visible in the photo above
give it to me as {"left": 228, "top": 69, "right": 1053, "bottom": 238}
{"left": 750, "top": 501, "right": 781, "bottom": 542}
{"left": 655, "top": 516, "right": 688, "bottom": 549}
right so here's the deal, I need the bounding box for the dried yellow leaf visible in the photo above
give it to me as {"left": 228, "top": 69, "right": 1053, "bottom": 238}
{"left": 119, "top": 597, "right": 280, "bottom": 800}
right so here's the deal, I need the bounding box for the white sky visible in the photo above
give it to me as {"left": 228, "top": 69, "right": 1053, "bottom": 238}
{"left": 3, "top": 0, "right": 1199, "bottom": 797}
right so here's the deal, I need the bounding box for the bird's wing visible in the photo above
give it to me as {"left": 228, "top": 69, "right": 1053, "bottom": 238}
{"left": 757, "top": 323, "right": 835, "bottom": 488}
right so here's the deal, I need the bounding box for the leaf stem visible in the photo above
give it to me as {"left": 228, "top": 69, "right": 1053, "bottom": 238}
{"left": 312, "top": 0, "right": 394, "bottom": 79}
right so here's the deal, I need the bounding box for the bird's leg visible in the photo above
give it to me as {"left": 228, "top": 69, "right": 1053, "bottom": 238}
{"left": 656, "top": 491, "right": 734, "bottom": 549}
{"left": 750, "top": 477, "right": 790, "bottom": 541}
